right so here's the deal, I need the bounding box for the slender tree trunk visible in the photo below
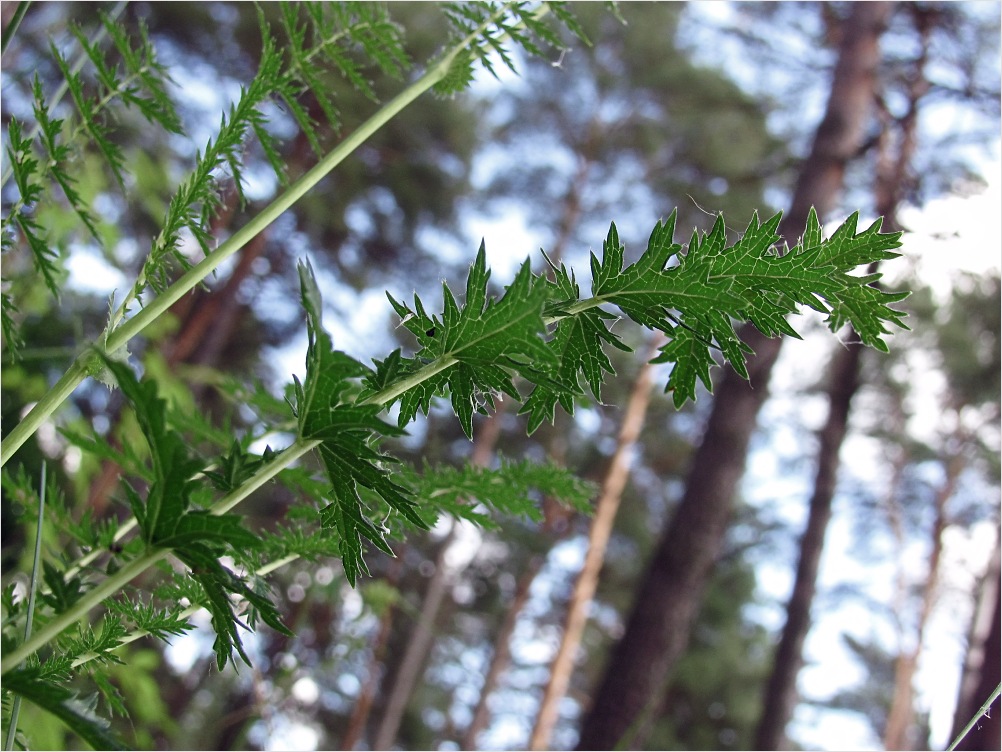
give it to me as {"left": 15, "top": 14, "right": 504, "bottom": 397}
{"left": 529, "top": 334, "right": 663, "bottom": 751}
{"left": 753, "top": 330, "right": 862, "bottom": 750}
{"left": 371, "top": 408, "right": 503, "bottom": 749}
{"left": 951, "top": 534, "right": 1001, "bottom": 745}
{"left": 575, "top": 5, "right": 893, "bottom": 749}
{"left": 883, "top": 457, "right": 958, "bottom": 749}
{"left": 953, "top": 573, "right": 1001, "bottom": 752}
{"left": 755, "top": 8, "right": 928, "bottom": 745}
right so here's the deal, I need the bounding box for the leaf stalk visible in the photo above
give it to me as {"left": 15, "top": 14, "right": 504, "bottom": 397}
{"left": 0, "top": 547, "right": 171, "bottom": 675}
{"left": 0, "top": 8, "right": 495, "bottom": 466}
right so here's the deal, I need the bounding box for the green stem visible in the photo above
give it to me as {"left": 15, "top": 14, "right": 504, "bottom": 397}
{"left": 70, "top": 551, "right": 307, "bottom": 670}
{"left": 947, "top": 682, "right": 1001, "bottom": 752}
{"left": 3, "top": 463, "right": 44, "bottom": 750}
{"left": 0, "top": 357, "right": 89, "bottom": 467}
{"left": 545, "top": 295, "right": 609, "bottom": 325}
{"left": 0, "top": 547, "right": 171, "bottom": 674}
{"left": 0, "top": 27, "right": 466, "bottom": 468}
{"left": 0, "top": 1, "right": 30, "bottom": 57}
{"left": 208, "top": 439, "right": 319, "bottom": 516}
{"left": 360, "top": 356, "right": 459, "bottom": 407}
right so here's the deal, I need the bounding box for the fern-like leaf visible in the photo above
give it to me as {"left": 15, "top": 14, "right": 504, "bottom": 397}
{"left": 385, "top": 243, "right": 561, "bottom": 438}
{"left": 584, "top": 210, "right": 904, "bottom": 405}
{"left": 294, "top": 261, "right": 428, "bottom": 585}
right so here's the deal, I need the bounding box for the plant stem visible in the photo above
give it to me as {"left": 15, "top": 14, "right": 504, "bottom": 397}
{"left": 0, "top": 547, "right": 171, "bottom": 674}
{"left": 209, "top": 439, "right": 319, "bottom": 516}
{"left": 360, "top": 356, "right": 459, "bottom": 407}
{"left": 0, "top": 30, "right": 466, "bottom": 468}
{"left": 0, "top": 1, "right": 30, "bottom": 57}
{"left": 0, "top": 357, "right": 89, "bottom": 467}
{"left": 3, "top": 464, "right": 45, "bottom": 750}
{"left": 947, "top": 682, "right": 1001, "bottom": 752}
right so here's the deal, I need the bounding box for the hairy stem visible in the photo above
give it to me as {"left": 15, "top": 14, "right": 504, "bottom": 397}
{"left": 208, "top": 440, "right": 319, "bottom": 516}
{"left": 1, "top": 357, "right": 89, "bottom": 467}
{"left": 360, "top": 356, "right": 460, "bottom": 407}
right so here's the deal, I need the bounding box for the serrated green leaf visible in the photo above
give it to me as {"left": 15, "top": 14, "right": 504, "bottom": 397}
{"left": 65, "top": 617, "right": 128, "bottom": 668}
{"left": 173, "top": 543, "right": 291, "bottom": 670}
{"left": 414, "top": 457, "right": 595, "bottom": 526}
{"left": 91, "top": 671, "right": 128, "bottom": 719}
{"left": 40, "top": 561, "right": 86, "bottom": 613}
{"left": 385, "top": 243, "right": 558, "bottom": 437}
{"left": 204, "top": 441, "right": 277, "bottom": 492}
{"left": 522, "top": 253, "right": 629, "bottom": 432}
{"left": 104, "top": 597, "right": 195, "bottom": 641}
{"left": 5, "top": 117, "right": 62, "bottom": 299}
{"left": 100, "top": 357, "right": 203, "bottom": 546}
{"left": 589, "top": 209, "right": 905, "bottom": 402}
{"left": 296, "top": 261, "right": 428, "bottom": 585}
{"left": 100, "top": 355, "right": 287, "bottom": 667}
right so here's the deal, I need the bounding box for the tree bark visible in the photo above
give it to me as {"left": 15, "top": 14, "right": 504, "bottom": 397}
{"left": 575, "top": 4, "right": 894, "bottom": 749}
{"left": 371, "top": 407, "right": 504, "bottom": 750}
{"left": 953, "top": 575, "right": 1001, "bottom": 751}
{"left": 882, "top": 459, "right": 955, "bottom": 748}
{"left": 753, "top": 331, "right": 862, "bottom": 750}
{"left": 529, "top": 334, "right": 663, "bottom": 751}
{"left": 951, "top": 534, "right": 1001, "bottom": 746}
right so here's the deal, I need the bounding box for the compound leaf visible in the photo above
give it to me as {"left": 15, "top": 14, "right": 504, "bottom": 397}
{"left": 295, "top": 261, "right": 428, "bottom": 585}
{"left": 385, "top": 243, "right": 560, "bottom": 438}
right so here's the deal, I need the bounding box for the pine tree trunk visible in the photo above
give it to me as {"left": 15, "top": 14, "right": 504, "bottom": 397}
{"left": 951, "top": 535, "right": 1001, "bottom": 745}
{"left": 529, "top": 334, "right": 663, "bottom": 751}
{"left": 370, "top": 407, "right": 504, "bottom": 749}
{"left": 755, "top": 7, "right": 929, "bottom": 744}
{"left": 953, "top": 579, "right": 1001, "bottom": 751}
{"left": 753, "top": 332, "right": 862, "bottom": 750}
{"left": 884, "top": 457, "right": 957, "bottom": 750}
{"left": 575, "top": 5, "right": 893, "bottom": 749}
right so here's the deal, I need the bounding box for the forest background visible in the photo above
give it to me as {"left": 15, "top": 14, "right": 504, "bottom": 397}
{"left": 1, "top": 2, "right": 1000, "bottom": 751}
